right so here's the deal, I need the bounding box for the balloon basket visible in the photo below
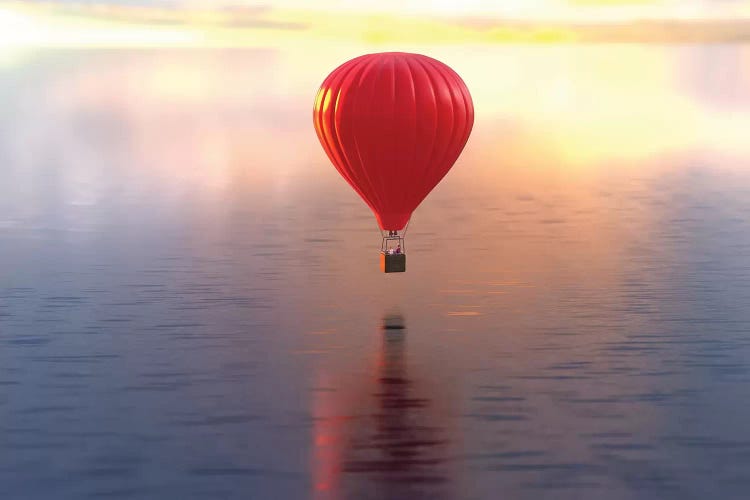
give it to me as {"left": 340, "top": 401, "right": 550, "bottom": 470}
{"left": 380, "top": 252, "right": 406, "bottom": 273}
{"left": 380, "top": 232, "right": 406, "bottom": 273}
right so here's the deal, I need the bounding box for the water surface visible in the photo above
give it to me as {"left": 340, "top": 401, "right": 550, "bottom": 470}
{"left": 2, "top": 46, "right": 750, "bottom": 499}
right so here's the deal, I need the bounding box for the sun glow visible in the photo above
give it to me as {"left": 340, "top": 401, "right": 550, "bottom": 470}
{"left": 0, "top": 6, "right": 200, "bottom": 48}
{"left": 0, "top": 8, "right": 42, "bottom": 47}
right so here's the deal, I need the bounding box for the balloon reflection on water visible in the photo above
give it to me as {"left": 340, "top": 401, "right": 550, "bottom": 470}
{"left": 312, "top": 314, "right": 454, "bottom": 499}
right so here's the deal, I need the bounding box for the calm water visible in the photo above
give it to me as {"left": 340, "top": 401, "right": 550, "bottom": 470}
{"left": 3, "top": 45, "right": 750, "bottom": 499}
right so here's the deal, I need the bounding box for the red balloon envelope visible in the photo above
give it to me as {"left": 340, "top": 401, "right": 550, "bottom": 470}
{"left": 313, "top": 52, "right": 474, "bottom": 230}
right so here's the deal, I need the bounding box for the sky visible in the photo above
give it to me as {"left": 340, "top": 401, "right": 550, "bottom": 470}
{"left": 15, "top": 0, "right": 750, "bottom": 19}
{"left": 2, "top": 0, "right": 750, "bottom": 48}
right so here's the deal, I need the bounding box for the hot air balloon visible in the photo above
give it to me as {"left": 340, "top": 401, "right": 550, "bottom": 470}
{"left": 313, "top": 52, "right": 474, "bottom": 273}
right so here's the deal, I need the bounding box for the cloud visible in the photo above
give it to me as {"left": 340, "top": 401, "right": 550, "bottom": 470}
{"left": 10, "top": 2, "right": 308, "bottom": 31}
